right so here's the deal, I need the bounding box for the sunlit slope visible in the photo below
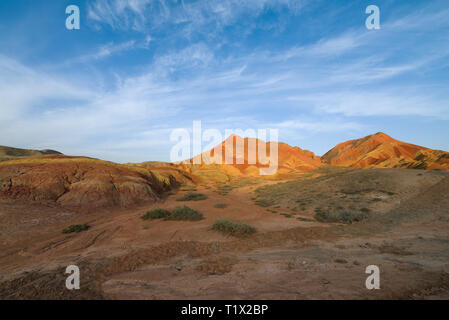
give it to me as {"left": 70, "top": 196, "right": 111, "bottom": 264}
{"left": 184, "top": 135, "right": 323, "bottom": 179}
{"left": 322, "top": 132, "right": 449, "bottom": 170}
{"left": 0, "top": 155, "right": 178, "bottom": 209}
{"left": 0, "top": 145, "right": 62, "bottom": 161}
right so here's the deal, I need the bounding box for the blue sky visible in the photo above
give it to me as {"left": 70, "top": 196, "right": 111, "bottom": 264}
{"left": 0, "top": 0, "right": 448, "bottom": 162}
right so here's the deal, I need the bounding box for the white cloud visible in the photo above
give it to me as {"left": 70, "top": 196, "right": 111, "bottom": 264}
{"left": 274, "top": 119, "right": 364, "bottom": 133}
{"left": 388, "top": 7, "right": 449, "bottom": 31}
{"left": 88, "top": 0, "right": 153, "bottom": 31}
{"left": 69, "top": 40, "right": 138, "bottom": 64}
{"left": 288, "top": 91, "right": 449, "bottom": 119}
{"left": 0, "top": 55, "right": 179, "bottom": 161}
{"left": 88, "top": 0, "right": 309, "bottom": 34}
{"left": 0, "top": 55, "right": 95, "bottom": 122}
{"left": 2, "top": 2, "right": 449, "bottom": 161}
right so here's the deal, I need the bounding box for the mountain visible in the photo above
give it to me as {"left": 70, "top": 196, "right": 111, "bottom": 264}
{"left": 0, "top": 146, "right": 62, "bottom": 162}
{"left": 322, "top": 132, "right": 449, "bottom": 170}
{"left": 187, "top": 134, "right": 323, "bottom": 177}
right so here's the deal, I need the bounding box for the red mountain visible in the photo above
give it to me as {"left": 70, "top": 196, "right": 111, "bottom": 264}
{"left": 188, "top": 134, "right": 323, "bottom": 176}
{"left": 322, "top": 132, "right": 449, "bottom": 170}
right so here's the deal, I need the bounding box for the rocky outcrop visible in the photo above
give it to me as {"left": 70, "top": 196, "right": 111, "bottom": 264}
{"left": 0, "top": 156, "right": 178, "bottom": 210}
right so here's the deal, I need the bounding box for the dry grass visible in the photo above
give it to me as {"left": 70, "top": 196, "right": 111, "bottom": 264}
{"left": 165, "top": 206, "right": 204, "bottom": 221}
{"left": 177, "top": 192, "right": 208, "bottom": 201}
{"left": 62, "top": 224, "right": 90, "bottom": 234}
{"left": 211, "top": 219, "right": 256, "bottom": 237}
{"left": 141, "top": 206, "right": 204, "bottom": 221}
{"left": 141, "top": 209, "right": 172, "bottom": 220}
{"left": 196, "top": 256, "right": 237, "bottom": 275}
{"left": 314, "top": 208, "right": 368, "bottom": 224}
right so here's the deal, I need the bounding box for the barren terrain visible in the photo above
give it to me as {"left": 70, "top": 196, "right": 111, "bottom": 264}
{"left": 1, "top": 166, "right": 448, "bottom": 299}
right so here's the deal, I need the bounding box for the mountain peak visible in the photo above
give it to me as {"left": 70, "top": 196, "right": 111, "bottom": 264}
{"left": 322, "top": 132, "right": 449, "bottom": 170}
{"left": 190, "top": 134, "right": 323, "bottom": 174}
{"left": 369, "top": 132, "right": 394, "bottom": 142}
{"left": 373, "top": 131, "right": 391, "bottom": 138}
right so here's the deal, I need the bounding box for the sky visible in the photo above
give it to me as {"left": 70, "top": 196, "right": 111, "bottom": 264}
{"left": 0, "top": 0, "right": 448, "bottom": 163}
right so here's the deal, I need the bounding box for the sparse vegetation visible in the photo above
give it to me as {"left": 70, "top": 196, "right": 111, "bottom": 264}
{"left": 211, "top": 219, "right": 256, "bottom": 237}
{"left": 254, "top": 199, "right": 274, "bottom": 207}
{"left": 196, "top": 256, "right": 236, "bottom": 275}
{"left": 281, "top": 213, "right": 293, "bottom": 218}
{"left": 216, "top": 184, "right": 235, "bottom": 195}
{"left": 141, "top": 208, "right": 172, "bottom": 220}
{"left": 297, "top": 217, "right": 314, "bottom": 222}
{"left": 341, "top": 189, "right": 362, "bottom": 195}
{"left": 214, "top": 203, "right": 228, "bottom": 209}
{"left": 251, "top": 167, "right": 406, "bottom": 216}
{"left": 314, "top": 208, "right": 368, "bottom": 224}
{"left": 141, "top": 206, "right": 204, "bottom": 221}
{"left": 177, "top": 192, "right": 208, "bottom": 201}
{"left": 166, "top": 206, "right": 204, "bottom": 221}
{"left": 62, "top": 224, "right": 90, "bottom": 234}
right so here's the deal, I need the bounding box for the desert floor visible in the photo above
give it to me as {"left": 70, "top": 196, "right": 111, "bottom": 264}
{"left": 1, "top": 168, "right": 449, "bottom": 299}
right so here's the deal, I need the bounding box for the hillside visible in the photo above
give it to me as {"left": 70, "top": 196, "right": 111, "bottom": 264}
{"left": 186, "top": 134, "right": 323, "bottom": 178}
{"left": 0, "top": 145, "right": 62, "bottom": 162}
{"left": 322, "top": 132, "right": 449, "bottom": 170}
{"left": 0, "top": 156, "right": 179, "bottom": 210}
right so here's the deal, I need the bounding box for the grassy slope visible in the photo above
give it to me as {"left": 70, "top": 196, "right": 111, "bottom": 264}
{"left": 0, "top": 146, "right": 61, "bottom": 161}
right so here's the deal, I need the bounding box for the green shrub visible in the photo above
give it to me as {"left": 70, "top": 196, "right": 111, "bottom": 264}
{"left": 215, "top": 203, "right": 228, "bottom": 209}
{"left": 297, "top": 217, "right": 314, "bottom": 222}
{"left": 314, "top": 209, "right": 368, "bottom": 224}
{"left": 141, "top": 206, "right": 204, "bottom": 221}
{"left": 165, "top": 206, "right": 204, "bottom": 221}
{"left": 177, "top": 192, "right": 208, "bottom": 201}
{"left": 254, "top": 199, "right": 274, "bottom": 207}
{"left": 281, "top": 213, "right": 293, "bottom": 218}
{"left": 62, "top": 224, "right": 90, "bottom": 234}
{"left": 211, "top": 219, "right": 256, "bottom": 237}
{"left": 141, "top": 208, "right": 171, "bottom": 220}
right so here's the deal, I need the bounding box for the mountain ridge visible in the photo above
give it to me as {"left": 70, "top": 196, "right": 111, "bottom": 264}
{"left": 322, "top": 132, "right": 449, "bottom": 170}
{"left": 0, "top": 146, "right": 62, "bottom": 162}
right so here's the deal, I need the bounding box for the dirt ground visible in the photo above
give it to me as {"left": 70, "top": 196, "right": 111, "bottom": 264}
{"left": 1, "top": 168, "right": 448, "bottom": 299}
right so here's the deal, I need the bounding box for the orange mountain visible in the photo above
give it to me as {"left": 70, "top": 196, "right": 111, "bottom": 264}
{"left": 188, "top": 134, "right": 323, "bottom": 176}
{"left": 322, "top": 132, "right": 449, "bottom": 170}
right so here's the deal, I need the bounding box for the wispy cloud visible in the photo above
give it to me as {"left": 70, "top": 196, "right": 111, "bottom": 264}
{"left": 88, "top": 0, "right": 153, "bottom": 31}
{"left": 88, "top": 0, "right": 309, "bottom": 35}
{"left": 70, "top": 40, "right": 138, "bottom": 64}
{"left": 1, "top": 0, "right": 449, "bottom": 160}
